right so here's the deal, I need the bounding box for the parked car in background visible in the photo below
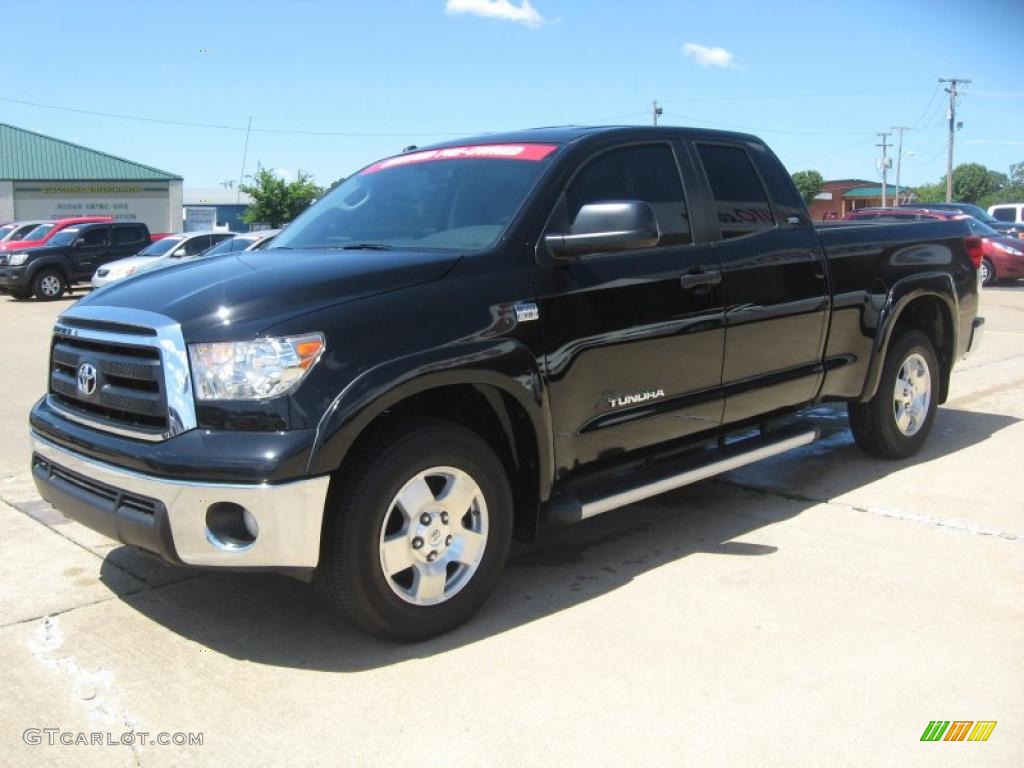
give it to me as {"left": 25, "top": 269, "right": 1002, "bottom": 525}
{"left": 0, "top": 216, "right": 114, "bottom": 253}
{"left": 989, "top": 203, "right": 1024, "bottom": 225}
{"left": 0, "top": 221, "right": 151, "bottom": 299}
{"left": 0, "top": 220, "right": 47, "bottom": 245}
{"left": 91, "top": 231, "right": 234, "bottom": 288}
{"left": 196, "top": 228, "right": 281, "bottom": 258}
{"left": 845, "top": 208, "right": 1023, "bottom": 285}
{"left": 959, "top": 217, "right": 1024, "bottom": 285}
{"left": 900, "top": 202, "right": 1024, "bottom": 239}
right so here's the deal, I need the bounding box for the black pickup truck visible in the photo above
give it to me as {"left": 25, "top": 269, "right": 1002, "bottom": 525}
{"left": 29, "top": 127, "right": 985, "bottom": 640}
{"left": 0, "top": 221, "right": 151, "bottom": 300}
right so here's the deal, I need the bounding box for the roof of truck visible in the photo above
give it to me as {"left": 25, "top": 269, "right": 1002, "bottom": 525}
{"left": 421, "top": 125, "right": 762, "bottom": 150}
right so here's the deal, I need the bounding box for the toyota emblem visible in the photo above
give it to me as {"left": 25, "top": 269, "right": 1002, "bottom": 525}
{"left": 76, "top": 363, "right": 98, "bottom": 396}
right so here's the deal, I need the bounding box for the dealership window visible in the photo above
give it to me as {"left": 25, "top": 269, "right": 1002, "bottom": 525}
{"left": 696, "top": 144, "right": 776, "bottom": 240}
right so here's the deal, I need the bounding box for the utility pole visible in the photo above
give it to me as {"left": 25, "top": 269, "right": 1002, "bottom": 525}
{"left": 939, "top": 77, "right": 970, "bottom": 202}
{"left": 876, "top": 131, "right": 891, "bottom": 207}
{"left": 237, "top": 115, "right": 253, "bottom": 205}
{"left": 891, "top": 126, "right": 910, "bottom": 205}
{"left": 652, "top": 100, "right": 663, "bottom": 127}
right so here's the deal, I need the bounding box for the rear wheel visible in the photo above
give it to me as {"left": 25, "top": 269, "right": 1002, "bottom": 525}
{"left": 980, "top": 258, "right": 996, "bottom": 286}
{"left": 317, "top": 422, "right": 513, "bottom": 642}
{"left": 33, "top": 269, "right": 67, "bottom": 301}
{"left": 848, "top": 329, "right": 939, "bottom": 459}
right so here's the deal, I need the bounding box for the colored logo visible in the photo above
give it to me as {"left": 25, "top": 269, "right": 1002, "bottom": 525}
{"left": 921, "top": 721, "right": 997, "bottom": 742}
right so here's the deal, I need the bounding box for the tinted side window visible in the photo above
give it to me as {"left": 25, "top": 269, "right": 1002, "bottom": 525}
{"left": 696, "top": 144, "right": 775, "bottom": 239}
{"left": 79, "top": 227, "right": 109, "bottom": 247}
{"left": 184, "top": 236, "right": 212, "bottom": 256}
{"left": 565, "top": 144, "right": 691, "bottom": 245}
{"left": 991, "top": 207, "right": 1014, "bottom": 222}
{"left": 112, "top": 226, "right": 144, "bottom": 245}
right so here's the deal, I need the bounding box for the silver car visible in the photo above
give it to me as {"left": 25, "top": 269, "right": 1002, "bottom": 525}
{"left": 91, "top": 231, "right": 234, "bottom": 288}
{"left": 196, "top": 228, "right": 282, "bottom": 257}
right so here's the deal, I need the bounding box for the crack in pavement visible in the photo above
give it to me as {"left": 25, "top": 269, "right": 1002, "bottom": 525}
{"left": 714, "top": 478, "right": 1022, "bottom": 542}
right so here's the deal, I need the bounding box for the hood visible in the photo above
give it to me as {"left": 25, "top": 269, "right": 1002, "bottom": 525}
{"left": 77, "top": 247, "right": 462, "bottom": 340}
{"left": 988, "top": 236, "right": 1024, "bottom": 252}
{"left": 99, "top": 255, "right": 162, "bottom": 274}
{"left": 0, "top": 238, "right": 47, "bottom": 252}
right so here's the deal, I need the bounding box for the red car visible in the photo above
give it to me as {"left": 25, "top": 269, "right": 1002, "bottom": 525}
{"left": 0, "top": 216, "right": 114, "bottom": 252}
{"left": 844, "top": 207, "right": 1023, "bottom": 285}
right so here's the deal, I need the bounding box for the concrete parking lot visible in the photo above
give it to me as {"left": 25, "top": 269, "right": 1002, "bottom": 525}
{"left": 0, "top": 286, "right": 1021, "bottom": 767}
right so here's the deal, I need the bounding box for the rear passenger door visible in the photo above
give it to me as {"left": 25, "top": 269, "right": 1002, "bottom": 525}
{"left": 692, "top": 142, "right": 829, "bottom": 424}
{"left": 533, "top": 142, "right": 726, "bottom": 474}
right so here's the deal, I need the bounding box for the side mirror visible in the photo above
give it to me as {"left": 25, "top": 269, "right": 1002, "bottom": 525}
{"left": 545, "top": 201, "right": 660, "bottom": 258}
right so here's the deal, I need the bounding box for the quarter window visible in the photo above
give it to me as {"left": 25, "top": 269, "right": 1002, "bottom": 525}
{"left": 696, "top": 144, "right": 776, "bottom": 239}
{"left": 564, "top": 144, "right": 692, "bottom": 245}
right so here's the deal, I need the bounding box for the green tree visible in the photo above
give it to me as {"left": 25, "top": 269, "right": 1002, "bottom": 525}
{"left": 791, "top": 170, "right": 824, "bottom": 206}
{"left": 913, "top": 182, "right": 946, "bottom": 203}
{"left": 912, "top": 163, "right": 1005, "bottom": 205}
{"left": 240, "top": 165, "right": 323, "bottom": 227}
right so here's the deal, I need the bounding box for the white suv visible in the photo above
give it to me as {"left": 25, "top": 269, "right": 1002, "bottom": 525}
{"left": 989, "top": 203, "right": 1024, "bottom": 225}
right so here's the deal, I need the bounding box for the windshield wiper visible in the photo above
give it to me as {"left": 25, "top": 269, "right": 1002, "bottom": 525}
{"left": 339, "top": 243, "right": 394, "bottom": 251}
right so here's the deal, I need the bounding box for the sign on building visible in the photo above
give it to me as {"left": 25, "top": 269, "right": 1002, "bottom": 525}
{"left": 184, "top": 206, "right": 217, "bottom": 232}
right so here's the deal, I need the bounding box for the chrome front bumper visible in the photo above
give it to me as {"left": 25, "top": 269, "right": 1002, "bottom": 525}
{"left": 31, "top": 433, "right": 331, "bottom": 568}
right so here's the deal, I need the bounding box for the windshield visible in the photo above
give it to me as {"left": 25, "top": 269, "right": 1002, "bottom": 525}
{"left": 963, "top": 217, "right": 999, "bottom": 237}
{"left": 24, "top": 223, "right": 55, "bottom": 241}
{"left": 47, "top": 229, "right": 80, "bottom": 247}
{"left": 270, "top": 143, "right": 559, "bottom": 253}
{"left": 138, "top": 236, "right": 185, "bottom": 257}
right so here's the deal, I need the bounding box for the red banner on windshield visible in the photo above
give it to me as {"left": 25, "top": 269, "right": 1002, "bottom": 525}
{"left": 361, "top": 144, "right": 558, "bottom": 175}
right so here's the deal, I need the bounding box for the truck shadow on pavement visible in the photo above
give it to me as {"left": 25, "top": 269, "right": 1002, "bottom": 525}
{"left": 99, "top": 404, "right": 1018, "bottom": 671}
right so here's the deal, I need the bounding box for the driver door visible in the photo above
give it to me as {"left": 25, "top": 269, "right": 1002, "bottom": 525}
{"left": 71, "top": 225, "right": 111, "bottom": 280}
{"left": 531, "top": 142, "right": 726, "bottom": 476}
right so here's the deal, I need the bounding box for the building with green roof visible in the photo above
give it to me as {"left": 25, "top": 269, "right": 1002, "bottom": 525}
{"left": 0, "top": 123, "right": 182, "bottom": 233}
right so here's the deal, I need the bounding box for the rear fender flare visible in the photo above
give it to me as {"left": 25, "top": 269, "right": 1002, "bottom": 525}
{"left": 858, "top": 271, "right": 958, "bottom": 403}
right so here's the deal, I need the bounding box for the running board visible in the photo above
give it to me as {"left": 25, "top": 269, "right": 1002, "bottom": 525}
{"left": 547, "top": 426, "right": 819, "bottom": 524}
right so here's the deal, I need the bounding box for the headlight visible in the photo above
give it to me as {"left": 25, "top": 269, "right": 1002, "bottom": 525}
{"left": 188, "top": 333, "right": 325, "bottom": 401}
{"left": 8, "top": 253, "right": 28, "bottom": 266}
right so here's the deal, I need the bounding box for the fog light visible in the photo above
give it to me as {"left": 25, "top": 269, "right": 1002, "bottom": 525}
{"left": 205, "top": 502, "right": 258, "bottom": 551}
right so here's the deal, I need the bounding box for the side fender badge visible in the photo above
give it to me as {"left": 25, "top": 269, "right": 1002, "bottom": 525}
{"left": 515, "top": 302, "right": 540, "bottom": 322}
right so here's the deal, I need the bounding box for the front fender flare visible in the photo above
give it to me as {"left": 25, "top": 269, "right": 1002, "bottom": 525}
{"left": 306, "top": 339, "right": 554, "bottom": 499}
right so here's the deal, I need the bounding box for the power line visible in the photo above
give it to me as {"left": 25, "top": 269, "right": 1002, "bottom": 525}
{"left": 660, "top": 111, "right": 870, "bottom": 136}
{"left": 911, "top": 84, "right": 942, "bottom": 129}
{"left": 657, "top": 86, "right": 931, "bottom": 104}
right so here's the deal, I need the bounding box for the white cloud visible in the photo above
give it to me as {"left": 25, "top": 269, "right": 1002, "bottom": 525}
{"left": 445, "top": 0, "right": 545, "bottom": 27}
{"left": 682, "top": 42, "right": 740, "bottom": 69}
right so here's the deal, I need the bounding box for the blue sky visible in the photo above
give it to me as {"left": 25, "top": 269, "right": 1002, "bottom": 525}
{"left": 3, "top": 0, "right": 1022, "bottom": 189}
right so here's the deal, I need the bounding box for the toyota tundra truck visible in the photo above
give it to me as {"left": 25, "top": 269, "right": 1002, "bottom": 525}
{"left": 29, "top": 126, "right": 985, "bottom": 641}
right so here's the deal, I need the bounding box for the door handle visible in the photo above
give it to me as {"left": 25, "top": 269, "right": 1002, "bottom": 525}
{"left": 680, "top": 268, "right": 722, "bottom": 290}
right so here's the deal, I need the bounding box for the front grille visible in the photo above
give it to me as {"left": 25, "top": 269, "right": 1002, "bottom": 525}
{"left": 49, "top": 329, "right": 169, "bottom": 436}
{"left": 32, "top": 454, "right": 160, "bottom": 517}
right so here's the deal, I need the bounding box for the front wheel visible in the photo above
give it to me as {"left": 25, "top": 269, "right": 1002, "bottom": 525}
{"left": 33, "top": 269, "right": 67, "bottom": 301}
{"left": 848, "top": 329, "right": 939, "bottom": 459}
{"left": 317, "top": 422, "right": 513, "bottom": 642}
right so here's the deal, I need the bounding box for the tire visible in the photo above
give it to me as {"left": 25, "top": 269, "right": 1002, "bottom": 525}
{"left": 317, "top": 421, "right": 514, "bottom": 642}
{"left": 33, "top": 269, "right": 67, "bottom": 301}
{"left": 980, "top": 258, "right": 996, "bottom": 286}
{"left": 848, "top": 329, "right": 939, "bottom": 459}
